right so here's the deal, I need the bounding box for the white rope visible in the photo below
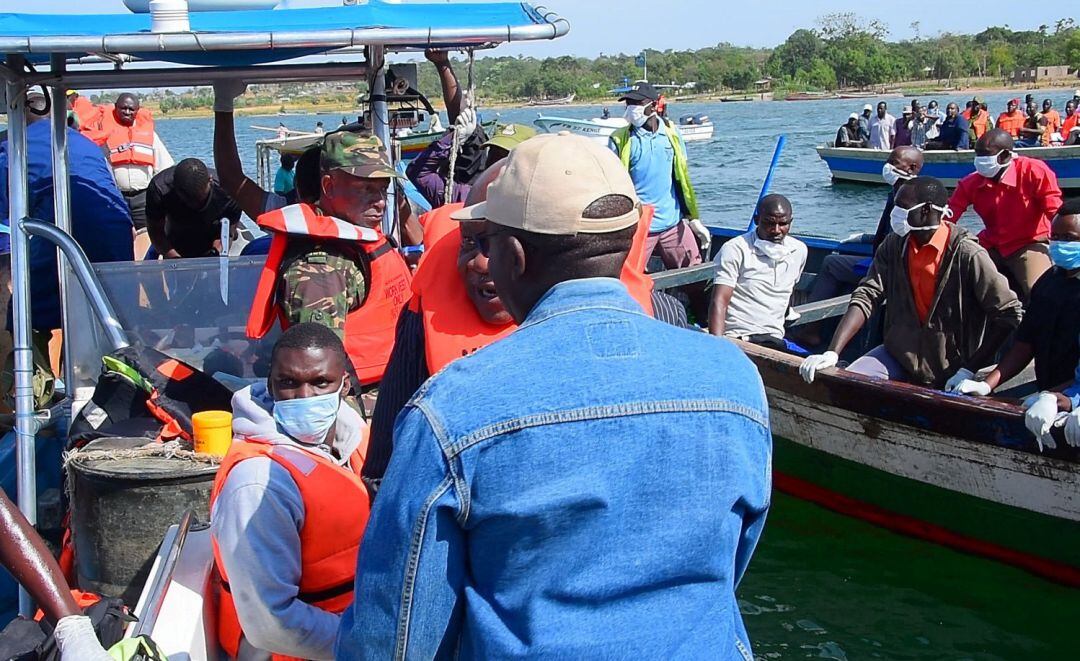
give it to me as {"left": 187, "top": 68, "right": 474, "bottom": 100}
{"left": 445, "top": 48, "right": 476, "bottom": 204}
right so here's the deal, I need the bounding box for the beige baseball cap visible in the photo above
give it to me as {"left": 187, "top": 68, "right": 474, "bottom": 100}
{"left": 451, "top": 132, "right": 640, "bottom": 234}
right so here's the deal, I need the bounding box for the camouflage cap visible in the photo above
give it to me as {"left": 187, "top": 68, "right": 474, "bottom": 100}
{"left": 320, "top": 132, "right": 399, "bottom": 179}
{"left": 483, "top": 123, "right": 538, "bottom": 153}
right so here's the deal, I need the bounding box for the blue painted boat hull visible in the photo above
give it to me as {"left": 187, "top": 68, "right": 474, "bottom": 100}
{"left": 816, "top": 145, "right": 1080, "bottom": 189}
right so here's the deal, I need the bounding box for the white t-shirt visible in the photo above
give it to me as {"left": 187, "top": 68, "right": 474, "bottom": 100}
{"left": 713, "top": 230, "right": 807, "bottom": 340}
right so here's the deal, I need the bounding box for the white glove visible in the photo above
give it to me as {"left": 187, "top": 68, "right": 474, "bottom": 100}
{"left": 952, "top": 379, "right": 992, "bottom": 397}
{"left": 688, "top": 219, "right": 711, "bottom": 254}
{"left": 54, "top": 615, "right": 112, "bottom": 661}
{"left": 799, "top": 351, "right": 838, "bottom": 384}
{"left": 453, "top": 106, "right": 478, "bottom": 138}
{"left": 1023, "top": 392, "right": 1059, "bottom": 451}
{"left": 944, "top": 368, "right": 975, "bottom": 392}
{"left": 212, "top": 80, "right": 248, "bottom": 113}
{"left": 1064, "top": 409, "right": 1080, "bottom": 449}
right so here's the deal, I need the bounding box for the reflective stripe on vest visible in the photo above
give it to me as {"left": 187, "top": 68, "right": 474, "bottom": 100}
{"left": 100, "top": 107, "right": 156, "bottom": 167}
{"left": 610, "top": 121, "right": 700, "bottom": 220}
{"left": 246, "top": 203, "right": 412, "bottom": 384}
{"left": 209, "top": 437, "right": 370, "bottom": 661}
{"left": 411, "top": 204, "right": 658, "bottom": 374}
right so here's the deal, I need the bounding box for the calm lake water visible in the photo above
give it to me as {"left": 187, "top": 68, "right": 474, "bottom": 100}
{"left": 154, "top": 92, "right": 1079, "bottom": 658}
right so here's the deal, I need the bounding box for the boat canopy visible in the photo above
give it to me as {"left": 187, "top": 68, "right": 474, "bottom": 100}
{"left": 0, "top": 1, "right": 568, "bottom": 66}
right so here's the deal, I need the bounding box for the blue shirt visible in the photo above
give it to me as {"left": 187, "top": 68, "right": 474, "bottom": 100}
{"left": 0, "top": 121, "right": 133, "bottom": 331}
{"left": 273, "top": 166, "right": 295, "bottom": 195}
{"left": 610, "top": 126, "right": 682, "bottom": 233}
{"left": 337, "top": 277, "right": 772, "bottom": 660}
{"left": 937, "top": 114, "right": 970, "bottom": 150}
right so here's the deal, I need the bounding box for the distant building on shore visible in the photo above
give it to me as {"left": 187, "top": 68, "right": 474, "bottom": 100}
{"left": 1011, "top": 65, "right": 1078, "bottom": 84}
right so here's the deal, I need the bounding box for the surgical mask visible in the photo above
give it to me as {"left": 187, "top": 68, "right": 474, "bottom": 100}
{"left": 890, "top": 202, "right": 950, "bottom": 237}
{"left": 1050, "top": 241, "right": 1080, "bottom": 270}
{"left": 882, "top": 163, "right": 914, "bottom": 187}
{"left": 755, "top": 234, "right": 790, "bottom": 260}
{"left": 974, "top": 151, "right": 1010, "bottom": 178}
{"left": 272, "top": 382, "right": 344, "bottom": 446}
{"left": 624, "top": 104, "right": 653, "bottom": 128}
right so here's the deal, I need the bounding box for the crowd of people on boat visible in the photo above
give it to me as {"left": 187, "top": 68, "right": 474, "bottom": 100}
{"left": 0, "top": 51, "right": 766, "bottom": 660}
{"left": 837, "top": 90, "right": 1080, "bottom": 150}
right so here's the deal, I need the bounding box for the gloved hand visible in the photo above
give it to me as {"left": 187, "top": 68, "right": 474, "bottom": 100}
{"left": 944, "top": 368, "right": 975, "bottom": 392}
{"left": 54, "top": 614, "right": 113, "bottom": 661}
{"left": 212, "top": 80, "right": 248, "bottom": 113}
{"left": 1064, "top": 409, "right": 1080, "bottom": 449}
{"left": 952, "top": 379, "right": 992, "bottom": 397}
{"left": 1023, "top": 392, "right": 1059, "bottom": 451}
{"left": 799, "top": 351, "right": 838, "bottom": 384}
{"left": 688, "top": 219, "right": 711, "bottom": 255}
{"left": 453, "top": 105, "right": 477, "bottom": 138}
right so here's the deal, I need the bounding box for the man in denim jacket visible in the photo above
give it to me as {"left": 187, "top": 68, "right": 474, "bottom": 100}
{"left": 337, "top": 133, "right": 772, "bottom": 660}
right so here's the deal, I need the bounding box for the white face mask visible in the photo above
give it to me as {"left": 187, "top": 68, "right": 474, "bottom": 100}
{"left": 754, "top": 234, "right": 789, "bottom": 260}
{"left": 974, "top": 151, "right": 1010, "bottom": 179}
{"left": 882, "top": 163, "right": 914, "bottom": 187}
{"left": 624, "top": 104, "right": 653, "bottom": 128}
{"left": 890, "top": 202, "right": 952, "bottom": 237}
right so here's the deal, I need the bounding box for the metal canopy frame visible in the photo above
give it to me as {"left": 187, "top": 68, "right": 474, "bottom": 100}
{"left": 2, "top": 4, "right": 568, "bottom": 616}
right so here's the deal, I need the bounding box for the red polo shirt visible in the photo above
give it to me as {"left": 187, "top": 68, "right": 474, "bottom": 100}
{"left": 947, "top": 156, "right": 1063, "bottom": 258}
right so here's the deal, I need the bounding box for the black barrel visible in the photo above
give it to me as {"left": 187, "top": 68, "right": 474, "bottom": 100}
{"left": 68, "top": 437, "right": 217, "bottom": 605}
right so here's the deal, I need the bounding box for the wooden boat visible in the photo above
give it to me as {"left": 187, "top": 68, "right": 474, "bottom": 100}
{"left": 785, "top": 91, "right": 837, "bottom": 101}
{"left": 816, "top": 143, "right": 1080, "bottom": 190}
{"left": 527, "top": 93, "right": 576, "bottom": 106}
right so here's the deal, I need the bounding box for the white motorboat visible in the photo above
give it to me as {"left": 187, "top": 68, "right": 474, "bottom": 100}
{"left": 533, "top": 115, "right": 628, "bottom": 144}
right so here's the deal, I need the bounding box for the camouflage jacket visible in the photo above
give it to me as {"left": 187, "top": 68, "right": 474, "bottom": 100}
{"left": 278, "top": 237, "right": 369, "bottom": 336}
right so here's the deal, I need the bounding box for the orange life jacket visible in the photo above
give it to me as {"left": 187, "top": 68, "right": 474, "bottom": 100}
{"left": 99, "top": 106, "right": 156, "bottom": 167}
{"left": 410, "top": 204, "right": 658, "bottom": 374}
{"left": 210, "top": 437, "right": 370, "bottom": 661}
{"left": 996, "top": 111, "right": 1025, "bottom": 138}
{"left": 70, "top": 97, "right": 107, "bottom": 145}
{"left": 962, "top": 108, "right": 990, "bottom": 139}
{"left": 246, "top": 204, "right": 413, "bottom": 385}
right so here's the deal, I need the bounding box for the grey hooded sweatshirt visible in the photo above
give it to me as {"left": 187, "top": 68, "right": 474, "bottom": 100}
{"left": 210, "top": 383, "right": 366, "bottom": 661}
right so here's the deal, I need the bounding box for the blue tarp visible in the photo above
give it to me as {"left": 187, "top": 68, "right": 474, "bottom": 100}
{"left": 0, "top": 1, "right": 551, "bottom": 65}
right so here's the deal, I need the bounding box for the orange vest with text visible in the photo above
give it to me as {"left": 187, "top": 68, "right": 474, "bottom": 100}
{"left": 996, "top": 111, "right": 1025, "bottom": 138}
{"left": 410, "top": 204, "right": 658, "bottom": 374}
{"left": 210, "top": 437, "right": 369, "bottom": 661}
{"left": 246, "top": 204, "right": 412, "bottom": 385}
{"left": 99, "top": 106, "right": 156, "bottom": 167}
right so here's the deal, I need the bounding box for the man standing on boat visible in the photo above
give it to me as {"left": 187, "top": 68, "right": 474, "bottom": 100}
{"left": 609, "top": 82, "right": 710, "bottom": 267}
{"left": 211, "top": 322, "right": 370, "bottom": 661}
{"left": 246, "top": 132, "right": 413, "bottom": 387}
{"left": 946, "top": 129, "right": 1062, "bottom": 302}
{"left": 710, "top": 194, "right": 807, "bottom": 350}
{"left": 100, "top": 93, "right": 174, "bottom": 259}
{"left": 869, "top": 101, "right": 896, "bottom": 150}
{"left": 858, "top": 104, "right": 873, "bottom": 143}
{"left": 338, "top": 134, "right": 771, "bottom": 659}
{"left": 799, "top": 176, "right": 1022, "bottom": 389}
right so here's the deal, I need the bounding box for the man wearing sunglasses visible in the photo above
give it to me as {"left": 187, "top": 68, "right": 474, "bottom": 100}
{"left": 247, "top": 132, "right": 413, "bottom": 387}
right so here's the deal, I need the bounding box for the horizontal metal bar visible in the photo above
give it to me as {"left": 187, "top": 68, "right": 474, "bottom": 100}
{"left": 789, "top": 295, "right": 851, "bottom": 327}
{"left": 650, "top": 263, "right": 717, "bottom": 290}
{"left": 0, "top": 21, "right": 569, "bottom": 56}
{"left": 29, "top": 61, "right": 370, "bottom": 90}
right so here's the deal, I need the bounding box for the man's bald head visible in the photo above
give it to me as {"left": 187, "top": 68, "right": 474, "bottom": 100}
{"left": 976, "top": 128, "right": 1014, "bottom": 156}
{"left": 887, "top": 146, "right": 924, "bottom": 177}
{"left": 757, "top": 193, "right": 792, "bottom": 218}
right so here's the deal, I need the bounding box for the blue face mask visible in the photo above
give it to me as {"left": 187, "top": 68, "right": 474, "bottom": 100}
{"left": 272, "top": 382, "right": 343, "bottom": 446}
{"left": 1050, "top": 240, "right": 1080, "bottom": 271}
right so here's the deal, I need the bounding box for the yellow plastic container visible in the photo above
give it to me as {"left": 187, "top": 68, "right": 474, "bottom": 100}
{"left": 192, "top": 410, "right": 233, "bottom": 457}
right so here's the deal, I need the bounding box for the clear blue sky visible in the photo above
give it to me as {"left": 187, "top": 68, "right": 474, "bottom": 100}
{"left": 11, "top": 0, "right": 1074, "bottom": 57}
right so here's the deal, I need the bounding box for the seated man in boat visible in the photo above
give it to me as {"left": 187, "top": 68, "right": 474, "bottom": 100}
{"left": 947, "top": 129, "right": 1062, "bottom": 302}
{"left": 1063, "top": 101, "right": 1080, "bottom": 146}
{"left": 835, "top": 113, "right": 867, "bottom": 148}
{"left": 996, "top": 98, "right": 1025, "bottom": 139}
{"left": 610, "top": 81, "right": 711, "bottom": 268}
{"left": 951, "top": 198, "right": 1080, "bottom": 398}
{"left": 962, "top": 96, "right": 993, "bottom": 143}
{"left": 363, "top": 163, "right": 688, "bottom": 494}
{"left": 926, "top": 102, "right": 969, "bottom": 151}
{"left": 338, "top": 133, "right": 770, "bottom": 660}
{"left": 211, "top": 322, "right": 369, "bottom": 661}
{"left": 1016, "top": 100, "right": 1048, "bottom": 148}
{"left": 144, "top": 158, "right": 242, "bottom": 259}
{"left": 709, "top": 194, "right": 807, "bottom": 351}
{"left": 406, "top": 49, "right": 537, "bottom": 208}
{"left": 246, "top": 132, "right": 413, "bottom": 387}
{"left": 799, "top": 176, "right": 1022, "bottom": 389}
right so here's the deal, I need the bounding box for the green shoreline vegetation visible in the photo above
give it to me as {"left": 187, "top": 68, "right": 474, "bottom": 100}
{"left": 90, "top": 14, "right": 1080, "bottom": 118}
